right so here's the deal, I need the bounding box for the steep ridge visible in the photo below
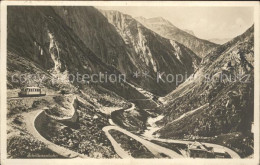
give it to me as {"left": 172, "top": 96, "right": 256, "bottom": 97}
{"left": 136, "top": 16, "right": 219, "bottom": 57}
{"left": 100, "top": 10, "right": 201, "bottom": 95}
{"left": 156, "top": 25, "right": 254, "bottom": 148}
{"left": 7, "top": 6, "right": 144, "bottom": 100}
{"left": 52, "top": 6, "right": 137, "bottom": 75}
{"left": 52, "top": 7, "right": 201, "bottom": 96}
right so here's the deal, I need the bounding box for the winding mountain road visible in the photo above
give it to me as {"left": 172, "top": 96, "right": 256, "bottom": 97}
{"left": 142, "top": 136, "right": 240, "bottom": 158}
{"left": 103, "top": 103, "right": 183, "bottom": 158}
{"left": 103, "top": 126, "right": 183, "bottom": 158}
{"left": 104, "top": 103, "right": 183, "bottom": 158}
{"left": 103, "top": 102, "right": 240, "bottom": 159}
{"left": 23, "top": 109, "right": 87, "bottom": 158}
{"left": 24, "top": 94, "right": 240, "bottom": 159}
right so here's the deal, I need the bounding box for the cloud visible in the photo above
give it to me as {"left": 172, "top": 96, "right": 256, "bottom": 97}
{"left": 235, "top": 17, "right": 245, "bottom": 27}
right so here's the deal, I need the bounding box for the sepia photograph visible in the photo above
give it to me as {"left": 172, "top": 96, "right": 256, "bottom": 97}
{"left": 0, "top": 1, "right": 259, "bottom": 165}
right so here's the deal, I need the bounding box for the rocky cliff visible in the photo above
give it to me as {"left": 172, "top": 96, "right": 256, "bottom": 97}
{"left": 100, "top": 10, "right": 201, "bottom": 95}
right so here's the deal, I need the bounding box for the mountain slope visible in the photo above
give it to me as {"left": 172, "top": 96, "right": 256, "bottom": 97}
{"left": 7, "top": 6, "right": 149, "bottom": 158}
{"left": 136, "top": 16, "right": 219, "bottom": 57}
{"left": 156, "top": 25, "right": 254, "bottom": 144}
{"left": 100, "top": 10, "right": 201, "bottom": 95}
{"left": 52, "top": 6, "right": 137, "bottom": 75}
{"left": 7, "top": 6, "right": 145, "bottom": 100}
{"left": 52, "top": 7, "right": 201, "bottom": 96}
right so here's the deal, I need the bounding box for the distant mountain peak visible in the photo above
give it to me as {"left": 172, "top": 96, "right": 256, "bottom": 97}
{"left": 183, "top": 29, "right": 195, "bottom": 36}
{"left": 136, "top": 16, "right": 175, "bottom": 27}
{"left": 136, "top": 16, "right": 218, "bottom": 57}
{"left": 135, "top": 16, "right": 146, "bottom": 20}
{"left": 148, "top": 16, "right": 167, "bottom": 22}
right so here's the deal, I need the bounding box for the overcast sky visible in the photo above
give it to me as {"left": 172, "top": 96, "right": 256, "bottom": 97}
{"left": 96, "top": 6, "right": 254, "bottom": 40}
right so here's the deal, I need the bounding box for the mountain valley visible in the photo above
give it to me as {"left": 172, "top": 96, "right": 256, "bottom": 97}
{"left": 6, "top": 6, "right": 255, "bottom": 159}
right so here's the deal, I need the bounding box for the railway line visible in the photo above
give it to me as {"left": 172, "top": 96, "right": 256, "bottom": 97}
{"left": 7, "top": 94, "right": 61, "bottom": 100}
